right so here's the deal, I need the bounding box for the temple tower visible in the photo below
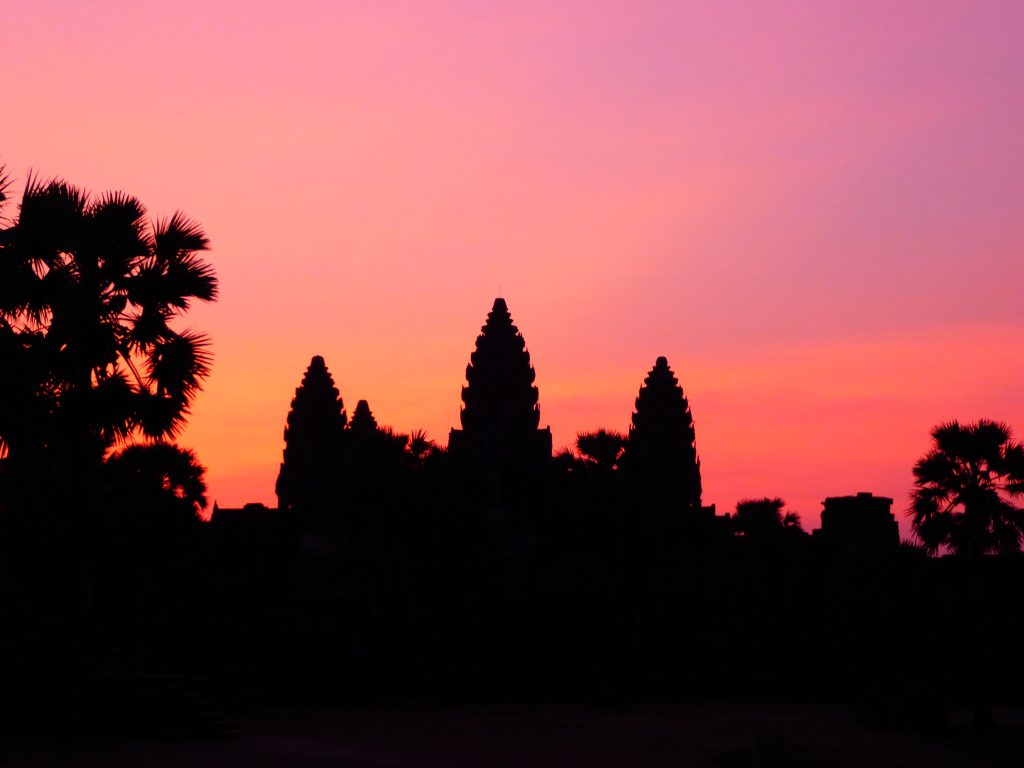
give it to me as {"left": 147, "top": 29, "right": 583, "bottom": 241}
{"left": 626, "top": 356, "right": 703, "bottom": 513}
{"left": 449, "top": 298, "right": 552, "bottom": 467}
{"left": 275, "top": 355, "right": 347, "bottom": 514}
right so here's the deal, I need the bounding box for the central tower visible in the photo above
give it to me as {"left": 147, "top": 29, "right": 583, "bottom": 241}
{"left": 448, "top": 298, "right": 552, "bottom": 467}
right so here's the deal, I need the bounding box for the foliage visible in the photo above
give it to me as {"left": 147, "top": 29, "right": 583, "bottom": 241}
{"left": 910, "top": 419, "right": 1024, "bottom": 557}
{"left": 576, "top": 429, "right": 626, "bottom": 472}
{"left": 733, "top": 497, "right": 803, "bottom": 538}
{"left": 104, "top": 441, "right": 208, "bottom": 519}
{"left": 0, "top": 169, "right": 217, "bottom": 468}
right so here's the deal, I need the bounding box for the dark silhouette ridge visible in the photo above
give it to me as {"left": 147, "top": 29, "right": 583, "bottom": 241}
{"left": 275, "top": 355, "right": 347, "bottom": 515}
{"left": 624, "top": 356, "right": 705, "bottom": 517}
{"left": 448, "top": 298, "right": 552, "bottom": 468}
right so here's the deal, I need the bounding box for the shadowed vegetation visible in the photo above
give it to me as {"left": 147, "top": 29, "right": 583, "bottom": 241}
{"left": 910, "top": 419, "right": 1024, "bottom": 557}
{"left": 0, "top": 168, "right": 217, "bottom": 517}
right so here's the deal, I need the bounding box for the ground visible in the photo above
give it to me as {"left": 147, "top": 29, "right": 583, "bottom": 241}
{"left": 7, "top": 703, "right": 1024, "bottom": 767}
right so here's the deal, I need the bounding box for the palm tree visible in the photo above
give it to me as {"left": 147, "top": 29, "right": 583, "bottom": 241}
{"left": 911, "top": 420, "right": 1024, "bottom": 728}
{"left": 910, "top": 420, "right": 1024, "bottom": 557}
{"left": 576, "top": 429, "right": 626, "bottom": 472}
{"left": 407, "top": 429, "right": 437, "bottom": 463}
{"left": 0, "top": 172, "right": 217, "bottom": 472}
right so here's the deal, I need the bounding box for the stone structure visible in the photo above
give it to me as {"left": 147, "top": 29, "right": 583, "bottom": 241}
{"left": 626, "top": 356, "right": 704, "bottom": 514}
{"left": 349, "top": 399, "right": 379, "bottom": 436}
{"left": 448, "top": 298, "right": 552, "bottom": 467}
{"left": 814, "top": 492, "right": 899, "bottom": 552}
{"left": 275, "top": 355, "right": 347, "bottom": 513}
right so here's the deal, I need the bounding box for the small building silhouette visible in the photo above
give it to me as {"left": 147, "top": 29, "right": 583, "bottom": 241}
{"left": 813, "top": 492, "right": 899, "bottom": 553}
{"left": 210, "top": 501, "right": 279, "bottom": 527}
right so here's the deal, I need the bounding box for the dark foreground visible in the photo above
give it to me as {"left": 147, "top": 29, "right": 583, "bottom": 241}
{"left": 7, "top": 704, "right": 1024, "bottom": 767}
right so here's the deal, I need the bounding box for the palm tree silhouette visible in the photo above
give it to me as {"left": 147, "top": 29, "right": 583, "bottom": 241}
{"left": 910, "top": 420, "right": 1024, "bottom": 728}
{"left": 910, "top": 420, "right": 1024, "bottom": 557}
{"left": 0, "top": 172, "right": 217, "bottom": 470}
{"left": 575, "top": 429, "right": 626, "bottom": 473}
{"left": 407, "top": 429, "right": 438, "bottom": 464}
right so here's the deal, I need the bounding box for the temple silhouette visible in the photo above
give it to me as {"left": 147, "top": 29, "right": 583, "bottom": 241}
{"left": 7, "top": 168, "right": 1024, "bottom": 753}
{"left": 266, "top": 297, "right": 720, "bottom": 523}
{"left": 275, "top": 355, "right": 347, "bottom": 516}
{"left": 448, "top": 297, "right": 552, "bottom": 468}
{"left": 813, "top": 492, "right": 899, "bottom": 553}
{"left": 626, "top": 355, "right": 707, "bottom": 518}
{"left": 255, "top": 297, "right": 905, "bottom": 550}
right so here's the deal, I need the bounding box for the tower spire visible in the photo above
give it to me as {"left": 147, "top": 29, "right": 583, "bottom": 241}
{"left": 626, "top": 356, "right": 703, "bottom": 513}
{"left": 449, "top": 298, "right": 551, "bottom": 466}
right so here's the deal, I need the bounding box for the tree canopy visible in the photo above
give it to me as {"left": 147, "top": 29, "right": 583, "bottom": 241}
{"left": 0, "top": 169, "right": 217, "bottom": 474}
{"left": 910, "top": 419, "right": 1024, "bottom": 557}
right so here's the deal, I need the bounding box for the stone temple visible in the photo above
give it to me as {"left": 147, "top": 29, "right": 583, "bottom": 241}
{"left": 448, "top": 298, "right": 552, "bottom": 468}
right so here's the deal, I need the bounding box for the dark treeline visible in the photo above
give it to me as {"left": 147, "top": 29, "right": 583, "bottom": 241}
{"left": 2, "top": 171, "right": 1024, "bottom": 740}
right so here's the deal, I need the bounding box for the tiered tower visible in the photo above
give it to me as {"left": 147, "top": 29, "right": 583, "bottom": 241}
{"left": 275, "top": 355, "right": 346, "bottom": 513}
{"left": 627, "top": 356, "right": 703, "bottom": 513}
{"left": 448, "top": 298, "right": 552, "bottom": 467}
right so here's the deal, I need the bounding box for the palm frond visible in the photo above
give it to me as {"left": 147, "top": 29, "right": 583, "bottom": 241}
{"left": 16, "top": 174, "right": 89, "bottom": 266}
{"left": 0, "top": 164, "right": 12, "bottom": 219}
{"left": 146, "top": 329, "right": 213, "bottom": 402}
{"left": 152, "top": 212, "right": 209, "bottom": 263}
{"left": 163, "top": 252, "right": 218, "bottom": 305}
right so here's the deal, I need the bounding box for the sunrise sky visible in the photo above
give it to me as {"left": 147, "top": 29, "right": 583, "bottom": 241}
{"left": 5, "top": 1, "right": 1023, "bottom": 534}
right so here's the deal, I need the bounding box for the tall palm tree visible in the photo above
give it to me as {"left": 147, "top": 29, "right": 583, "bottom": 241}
{"left": 0, "top": 172, "right": 217, "bottom": 469}
{"left": 910, "top": 420, "right": 1024, "bottom": 557}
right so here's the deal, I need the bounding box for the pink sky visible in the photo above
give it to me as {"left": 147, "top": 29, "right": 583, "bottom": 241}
{"left": 5, "top": 1, "right": 1023, "bottom": 535}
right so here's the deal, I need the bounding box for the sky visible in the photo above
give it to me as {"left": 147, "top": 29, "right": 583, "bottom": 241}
{"left": 5, "top": 1, "right": 1023, "bottom": 535}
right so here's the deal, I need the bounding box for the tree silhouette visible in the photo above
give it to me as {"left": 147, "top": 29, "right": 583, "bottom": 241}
{"left": 576, "top": 429, "right": 626, "bottom": 472}
{"left": 624, "top": 356, "right": 702, "bottom": 513}
{"left": 733, "top": 497, "right": 802, "bottom": 538}
{"left": 0, "top": 171, "right": 216, "bottom": 481}
{"left": 407, "top": 429, "right": 439, "bottom": 465}
{"left": 910, "top": 420, "right": 1024, "bottom": 557}
{"left": 104, "top": 441, "right": 208, "bottom": 520}
{"left": 910, "top": 420, "right": 1024, "bottom": 729}
{"left": 552, "top": 446, "right": 581, "bottom": 474}
{"left": 275, "top": 355, "right": 347, "bottom": 513}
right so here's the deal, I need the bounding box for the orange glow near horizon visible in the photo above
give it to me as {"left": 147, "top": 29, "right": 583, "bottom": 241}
{"left": 6, "top": 1, "right": 1024, "bottom": 536}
